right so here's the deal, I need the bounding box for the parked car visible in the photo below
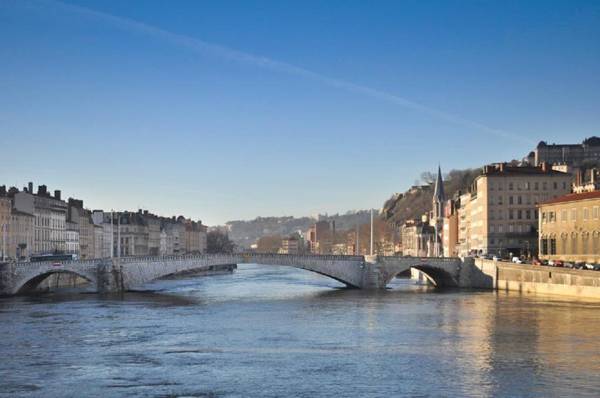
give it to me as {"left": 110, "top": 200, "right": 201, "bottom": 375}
{"left": 512, "top": 256, "right": 523, "bottom": 264}
{"left": 583, "top": 263, "right": 595, "bottom": 270}
{"left": 532, "top": 258, "right": 542, "bottom": 266}
{"left": 554, "top": 260, "right": 564, "bottom": 267}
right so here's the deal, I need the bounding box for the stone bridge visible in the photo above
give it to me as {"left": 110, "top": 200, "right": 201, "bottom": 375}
{"left": 0, "top": 253, "right": 479, "bottom": 296}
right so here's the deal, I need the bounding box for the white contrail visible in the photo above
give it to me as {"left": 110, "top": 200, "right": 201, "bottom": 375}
{"left": 24, "top": 0, "right": 533, "bottom": 144}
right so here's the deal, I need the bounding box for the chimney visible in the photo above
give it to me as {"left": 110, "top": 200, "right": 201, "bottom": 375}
{"left": 54, "top": 190, "right": 61, "bottom": 200}
{"left": 138, "top": 209, "right": 142, "bottom": 214}
{"left": 38, "top": 185, "right": 47, "bottom": 196}
{"left": 499, "top": 163, "right": 505, "bottom": 172}
{"left": 575, "top": 169, "right": 583, "bottom": 186}
{"left": 541, "top": 162, "right": 548, "bottom": 172}
{"left": 143, "top": 210, "right": 148, "bottom": 215}
{"left": 28, "top": 182, "right": 33, "bottom": 193}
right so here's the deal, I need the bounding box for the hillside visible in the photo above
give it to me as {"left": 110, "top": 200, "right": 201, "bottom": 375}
{"left": 382, "top": 168, "right": 481, "bottom": 225}
{"left": 225, "top": 210, "right": 374, "bottom": 248}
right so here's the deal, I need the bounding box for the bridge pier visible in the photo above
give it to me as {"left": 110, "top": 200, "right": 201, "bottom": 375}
{"left": 96, "top": 259, "right": 125, "bottom": 294}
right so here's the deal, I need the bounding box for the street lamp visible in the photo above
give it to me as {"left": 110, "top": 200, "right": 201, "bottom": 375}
{"left": 1, "top": 223, "right": 6, "bottom": 262}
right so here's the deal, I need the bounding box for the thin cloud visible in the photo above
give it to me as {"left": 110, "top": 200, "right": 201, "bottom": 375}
{"left": 29, "top": 0, "right": 533, "bottom": 145}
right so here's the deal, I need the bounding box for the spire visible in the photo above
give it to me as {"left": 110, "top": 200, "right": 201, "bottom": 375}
{"left": 433, "top": 164, "right": 445, "bottom": 202}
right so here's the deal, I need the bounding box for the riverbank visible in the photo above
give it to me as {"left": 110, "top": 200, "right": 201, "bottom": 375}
{"left": 474, "top": 258, "right": 600, "bottom": 299}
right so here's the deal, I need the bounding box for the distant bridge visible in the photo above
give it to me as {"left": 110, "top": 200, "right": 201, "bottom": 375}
{"left": 0, "top": 253, "right": 483, "bottom": 296}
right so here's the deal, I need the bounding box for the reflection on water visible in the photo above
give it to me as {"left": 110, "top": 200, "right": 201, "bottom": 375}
{"left": 1, "top": 264, "right": 600, "bottom": 397}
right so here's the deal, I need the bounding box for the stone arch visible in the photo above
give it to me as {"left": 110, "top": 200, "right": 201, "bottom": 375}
{"left": 381, "top": 263, "right": 459, "bottom": 288}
{"left": 13, "top": 268, "right": 96, "bottom": 295}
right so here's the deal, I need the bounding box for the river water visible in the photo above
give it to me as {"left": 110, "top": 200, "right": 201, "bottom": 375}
{"left": 1, "top": 264, "right": 600, "bottom": 397}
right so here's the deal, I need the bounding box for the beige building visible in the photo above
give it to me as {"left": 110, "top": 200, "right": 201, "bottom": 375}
{"left": 457, "top": 192, "right": 473, "bottom": 257}
{"left": 68, "top": 199, "right": 97, "bottom": 259}
{"left": 0, "top": 197, "right": 12, "bottom": 260}
{"left": 279, "top": 236, "right": 300, "bottom": 254}
{"left": 183, "top": 219, "right": 208, "bottom": 254}
{"left": 538, "top": 191, "right": 600, "bottom": 264}
{"left": 9, "top": 210, "right": 34, "bottom": 260}
{"left": 442, "top": 198, "right": 459, "bottom": 257}
{"left": 65, "top": 221, "right": 80, "bottom": 257}
{"left": 459, "top": 163, "right": 572, "bottom": 257}
{"left": 401, "top": 218, "right": 435, "bottom": 257}
{"left": 14, "top": 184, "right": 67, "bottom": 255}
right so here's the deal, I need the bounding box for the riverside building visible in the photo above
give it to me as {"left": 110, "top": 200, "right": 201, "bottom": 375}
{"left": 458, "top": 163, "right": 572, "bottom": 258}
{"left": 538, "top": 191, "right": 600, "bottom": 264}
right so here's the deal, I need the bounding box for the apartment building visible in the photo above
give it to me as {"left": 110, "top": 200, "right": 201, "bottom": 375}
{"left": 533, "top": 137, "right": 600, "bottom": 166}
{"left": 14, "top": 184, "right": 67, "bottom": 255}
{"left": 538, "top": 191, "right": 600, "bottom": 264}
{"left": 401, "top": 217, "right": 435, "bottom": 257}
{"left": 0, "top": 196, "right": 11, "bottom": 260}
{"left": 459, "top": 163, "right": 572, "bottom": 257}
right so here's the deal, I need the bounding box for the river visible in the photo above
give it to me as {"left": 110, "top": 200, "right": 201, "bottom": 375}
{"left": 1, "top": 264, "right": 600, "bottom": 397}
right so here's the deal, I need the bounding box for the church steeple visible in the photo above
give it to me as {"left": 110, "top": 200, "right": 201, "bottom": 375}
{"left": 433, "top": 165, "right": 445, "bottom": 204}
{"left": 432, "top": 165, "right": 445, "bottom": 257}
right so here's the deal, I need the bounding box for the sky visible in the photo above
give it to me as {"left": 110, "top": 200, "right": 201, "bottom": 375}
{"left": 1, "top": 0, "right": 599, "bottom": 225}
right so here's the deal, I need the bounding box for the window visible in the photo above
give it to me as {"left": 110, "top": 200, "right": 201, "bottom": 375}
{"left": 498, "top": 196, "right": 503, "bottom": 205}
{"left": 526, "top": 210, "right": 531, "bottom": 220}
{"left": 525, "top": 182, "right": 530, "bottom": 190}
{"left": 561, "top": 210, "right": 568, "bottom": 222}
{"left": 563, "top": 182, "right": 567, "bottom": 189}
{"left": 509, "top": 210, "right": 514, "bottom": 220}
{"left": 553, "top": 182, "right": 558, "bottom": 190}
{"left": 550, "top": 239, "right": 556, "bottom": 255}
{"left": 543, "top": 182, "right": 547, "bottom": 190}
{"left": 518, "top": 210, "right": 522, "bottom": 220}
{"left": 509, "top": 196, "right": 514, "bottom": 205}
{"left": 541, "top": 239, "right": 548, "bottom": 255}
{"left": 542, "top": 212, "right": 547, "bottom": 223}
{"left": 518, "top": 196, "right": 522, "bottom": 205}
{"left": 594, "top": 207, "right": 599, "bottom": 219}
{"left": 509, "top": 182, "right": 514, "bottom": 190}
{"left": 584, "top": 208, "right": 589, "bottom": 220}
{"left": 498, "top": 225, "right": 504, "bottom": 233}
{"left": 571, "top": 208, "right": 577, "bottom": 220}
{"left": 534, "top": 182, "right": 539, "bottom": 191}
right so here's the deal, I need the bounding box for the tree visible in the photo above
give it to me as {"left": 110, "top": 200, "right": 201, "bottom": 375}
{"left": 206, "top": 230, "right": 235, "bottom": 254}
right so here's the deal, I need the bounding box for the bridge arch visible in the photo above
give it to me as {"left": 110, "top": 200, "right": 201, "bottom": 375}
{"left": 14, "top": 269, "right": 94, "bottom": 294}
{"left": 8, "top": 262, "right": 99, "bottom": 295}
{"left": 117, "top": 254, "right": 366, "bottom": 291}
{"left": 376, "top": 257, "right": 462, "bottom": 289}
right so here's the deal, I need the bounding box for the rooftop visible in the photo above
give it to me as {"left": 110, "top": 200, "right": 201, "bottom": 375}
{"left": 539, "top": 191, "right": 600, "bottom": 206}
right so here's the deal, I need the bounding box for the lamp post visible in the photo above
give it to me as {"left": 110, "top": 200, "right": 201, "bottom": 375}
{"left": 1, "top": 224, "right": 6, "bottom": 262}
{"left": 370, "top": 209, "right": 374, "bottom": 256}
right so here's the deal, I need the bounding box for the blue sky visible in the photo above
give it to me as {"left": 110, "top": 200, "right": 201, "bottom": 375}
{"left": 1, "top": 0, "right": 599, "bottom": 225}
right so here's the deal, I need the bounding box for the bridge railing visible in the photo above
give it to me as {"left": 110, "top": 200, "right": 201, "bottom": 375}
{"left": 378, "top": 256, "right": 462, "bottom": 263}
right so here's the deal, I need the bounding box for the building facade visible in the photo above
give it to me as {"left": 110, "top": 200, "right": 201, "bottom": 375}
{"left": 538, "top": 191, "right": 600, "bottom": 264}
{"left": 533, "top": 137, "right": 600, "bottom": 167}
{"left": 442, "top": 198, "right": 459, "bottom": 257}
{"left": 0, "top": 196, "right": 12, "bottom": 260}
{"left": 401, "top": 218, "right": 435, "bottom": 257}
{"left": 14, "top": 184, "right": 67, "bottom": 255}
{"left": 458, "top": 164, "right": 572, "bottom": 258}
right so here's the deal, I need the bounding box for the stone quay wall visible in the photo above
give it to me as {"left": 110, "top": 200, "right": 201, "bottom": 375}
{"left": 474, "top": 258, "right": 600, "bottom": 299}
